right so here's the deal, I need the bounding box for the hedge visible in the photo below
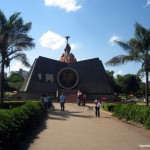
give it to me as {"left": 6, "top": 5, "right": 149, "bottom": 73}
{"left": 0, "top": 101, "right": 26, "bottom": 109}
{"left": 113, "top": 104, "right": 150, "bottom": 129}
{"left": 0, "top": 101, "right": 45, "bottom": 143}
{"left": 103, "top": 103, "right": 116, "bottom": 112}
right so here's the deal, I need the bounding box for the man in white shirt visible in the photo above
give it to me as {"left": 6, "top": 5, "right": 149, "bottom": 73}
{"left": 94, "top": 98, "right": 100, "bottom": 117}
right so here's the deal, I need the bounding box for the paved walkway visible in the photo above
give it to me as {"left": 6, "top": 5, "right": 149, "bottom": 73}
{"left": 26, "top": 103, "right": 150, "bottom": 150}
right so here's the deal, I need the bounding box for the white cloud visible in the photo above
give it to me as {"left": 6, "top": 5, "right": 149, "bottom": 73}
{"left": 10, "top": 62, "right": 24, "bottom": 71}
{"left": 109, "top": 35, "right": 120, "bottom": 46}
{"left": 114, "top": 70, "right": 124, "bottom": 77}
{"left": 44, "top": 0, "right": 82, "bottom": 12}
{"left": 39, "top": 31, "right": 65, "bottom": 50}
{"left": 146, "top": 0, "right": 150, "bottom": 5}
{"left": 39, "top": 31, "right": 79, "bottom": 51}
{"left": 144, "top": 0, "right": 150, "bottom": 7}
{"left": 70, "top": 43, "right": 80, "bottom": 50}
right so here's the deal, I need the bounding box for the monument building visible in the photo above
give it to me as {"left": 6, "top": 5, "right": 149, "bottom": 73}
{"left": 20, "top": 36, "right": 115, "bottom": 102}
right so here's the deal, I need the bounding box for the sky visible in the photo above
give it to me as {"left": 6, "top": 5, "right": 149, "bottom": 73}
{"left": 1, "top": 0, "right": 150, "bottom": 78}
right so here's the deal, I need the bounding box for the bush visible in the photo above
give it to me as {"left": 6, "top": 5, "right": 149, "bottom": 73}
{"left": 123, "top": 104, "right": 138, "bottom": 121}
{"left": 113, "top": 103, "right": 150, "bottom": 129}
{"left": 145, "top": 117, "right": 150, "bottom": 129}
{"left": 103, "top": 103, "right": 116, "bottom": 112}
{"left": 135, "top": 106, "right": 149, "bottom": 124}
{"left": 113, "top": 104, "right": 126, "bottom": 119}
{"left": 0, "top": 101, "right": 25, "bottom": 109}
{"left": 0, "top": 101, "right": 45, "bottom": 142}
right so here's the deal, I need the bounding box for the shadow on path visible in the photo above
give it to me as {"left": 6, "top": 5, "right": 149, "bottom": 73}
{"left": 18, "top": 107, "right": 93, "bottom": 149}
{"left": 17, "top": 114, "right": 48, "bottom": 150}
{"left": 17, "top": 104, "right": 114, "bottom": 150}
{"left": 48, "top": 109, "right": 93, "bottom": 120}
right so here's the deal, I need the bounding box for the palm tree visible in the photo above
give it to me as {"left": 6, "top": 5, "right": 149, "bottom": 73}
{"left": 106, "top": 22, "right": 150, "bottom": 106}
{"left": 0, "top": 10, "right": 35, "bottom": 105}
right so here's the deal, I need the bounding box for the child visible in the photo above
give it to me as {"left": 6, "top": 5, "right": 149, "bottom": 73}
{"left": 94, "top": 98, "right": 100, "bottom": 117}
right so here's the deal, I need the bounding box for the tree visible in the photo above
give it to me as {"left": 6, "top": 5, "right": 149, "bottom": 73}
{"left": 138, "top": 82, "right": 146, "bottom": 97}
{"left": 106, "top": 70, "right": 121, "bottom": 95}
{"left": 0, "top": 10, "right": 35, "bottom": 104}
{"left": 106, "top": 22, "right": 150, "bottom": 106}
{"left": 6, "top": 72, "right": 24, "bottom": 91}
{"left": 115, "top": 74, "right": 141, "bottom": 99}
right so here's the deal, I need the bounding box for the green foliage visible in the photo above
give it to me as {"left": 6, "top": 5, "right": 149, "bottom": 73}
{"left": 106, "top": 70, "right": 143, "bottom": 97}
{"left": 105, "top": 22, "right": 150, "bottom": 106}
{"left": 0, "top": 9, "right": 35, "bottom": 103}
{"left": 135, "top": 106, "right": 148, "bottom": 124}
{"left": 5, "top": 72, "right": 25, "bottom": 91}
{"left": 138, "top": 82, "right": 146, "bottom": 96}
{"left": 145, "top": 117, "right": 150, "bottom": 129}
{"left": 123, "top": 104, "right": 137, "bottom": 121}
{"left": 7, "top": 82, "right": 23, "bottom": 91}
{"left": 113, "top": 104, "right": 126, "bottom": 119}
{"left": 113, "top": 103, "right": 150, "bottom": 129}
{"left": 115, "top": 74, "right": 141, "bottom": 98}
{"left": 103, "top": 103, "right": 116, "bottom": 112}
{"left": 0, "top": 101, "right": 25, "bottom": 109}
{"left": 106, "top": 70, "right": 121, "bottom": 94}
{"left": 7, "top": 72, "right": 24, "bottom": 82}
{"left": 0, "top": 101, "right": 45, "bottom": 142}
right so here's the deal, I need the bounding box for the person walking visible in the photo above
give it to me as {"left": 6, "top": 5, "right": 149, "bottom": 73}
{"left": 83, "top": 94, "right": 86, "bottom": 106}
{"left": 43, "top": 95, "right": 48, "bottom": 111}
{"left": 94, "top": 98, "right": 100, "bottom": 117}
{"left": 47, "top": 93, "right": 54, "bottom": 111}
{"left": 59, "top": 93, "right": 65, "bottom": 111}
{"left": 47, "top": 94, "right": 51, "bottom": 110}
{"left": 50, "top": 93, "right": 55, "bottom": 110}
{"left": 77, "top": 90, "right": 82, "bottom": 106}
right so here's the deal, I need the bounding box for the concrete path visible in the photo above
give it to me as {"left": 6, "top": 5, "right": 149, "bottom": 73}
{"left": 27, "top": 103, "right": 150, "bottom": 150}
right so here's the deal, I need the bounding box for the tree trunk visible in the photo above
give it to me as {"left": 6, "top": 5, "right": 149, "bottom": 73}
{"left": 0, "top": 58, "right": 5, "bottom": 105}
{"left": 145, "top": 71, "right": 149, "bottom": 106}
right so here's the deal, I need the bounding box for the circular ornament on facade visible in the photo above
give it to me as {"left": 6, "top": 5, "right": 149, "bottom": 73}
{"left": 57, "top": 67, "right": 79, "bottom": 89}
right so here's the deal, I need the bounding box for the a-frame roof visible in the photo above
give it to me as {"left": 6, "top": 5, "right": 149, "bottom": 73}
{"left": 20, "top": 56, "right": 114, "bottom": 94}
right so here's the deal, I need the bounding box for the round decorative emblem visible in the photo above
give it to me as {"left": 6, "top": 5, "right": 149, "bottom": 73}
{"left": 57, "top": 67, "right": 79, "bottom": 89}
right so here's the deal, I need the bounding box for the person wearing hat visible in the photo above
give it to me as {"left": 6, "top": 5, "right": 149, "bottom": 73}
{"left": 59, "top": 93, "right": 65, "bottom": 111}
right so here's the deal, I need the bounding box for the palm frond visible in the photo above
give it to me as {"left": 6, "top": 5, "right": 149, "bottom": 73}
{"left": 115, "top": 40, "right": 132, "bottom": 53}
{"left": 105, "top": 55, "right": 132, "bottom": 66}
{"left": 10, "top": 52, "right": 30, "bottom": 67}
{"left": 143, "top": 31, "right": 150, "bottom": 51}
{"left": 135, "top": 22, "right": 147, "bottom": 41}
{"left": 12, "top": 36, "right": 34, "bottom": 48}
{"left": 9, "top": 12, "right": 21, "bottom": 24}
{"left": 0, "top": 9, "right": 7, "bottom": 29}
{"left": 137, "top": 68, "right": 145, "bottom": 76}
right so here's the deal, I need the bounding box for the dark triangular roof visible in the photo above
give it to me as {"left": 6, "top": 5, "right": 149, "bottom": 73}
{"left": 20, "top": 56, "right": 114, "bottom": 94}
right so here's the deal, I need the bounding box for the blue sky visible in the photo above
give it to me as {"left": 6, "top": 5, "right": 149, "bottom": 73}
{"left": 1, "top": 0, "right": 150, "bottom": 78}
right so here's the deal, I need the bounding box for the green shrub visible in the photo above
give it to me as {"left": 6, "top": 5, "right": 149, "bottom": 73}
{"left": 103, "top": 103, "right": 116, "bottom": 112}
{"left": 135, "top": 106, "right": 148, "bottom": 124}
{"left": 113, "top": 103, "right": 150, "bottom": 129}
{"left": 0, "top": 101, "right": 25, "bottom": 109}
{"left": 0, "top": 101, "right": 45, "bottom": 142}
{"left": 113, "top": 104, "right": 126, "bottom": 119}
{"left": 145, "top": 117, "right": 150, "bottom": 129}
{"left": 123, "top": 104, "right": 138, "bottom": 121}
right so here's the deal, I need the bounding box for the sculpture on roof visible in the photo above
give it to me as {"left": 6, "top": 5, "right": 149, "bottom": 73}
{"left": 60, "top": 36, "right": 77, "bottom": 63}
{"left": 64, "top": 36, "right": 71, "bottom": 54}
